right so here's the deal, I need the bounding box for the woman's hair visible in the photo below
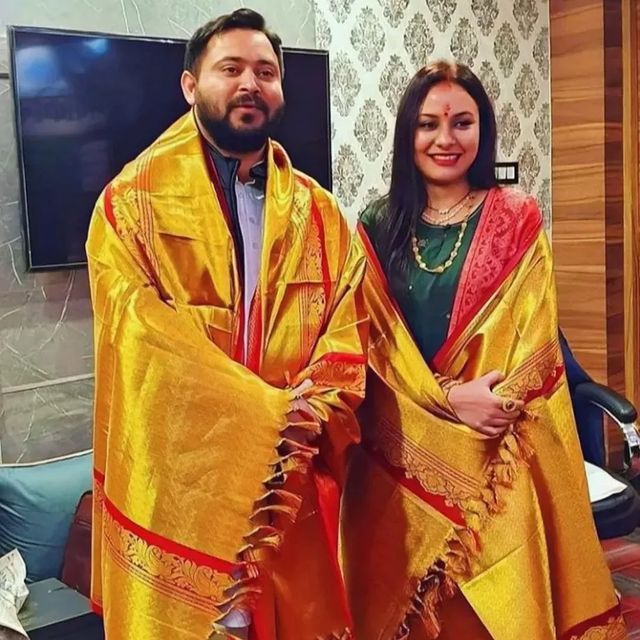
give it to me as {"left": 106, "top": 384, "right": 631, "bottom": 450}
{"left": 377, "top": 60, "right": 498, "bottom": 275}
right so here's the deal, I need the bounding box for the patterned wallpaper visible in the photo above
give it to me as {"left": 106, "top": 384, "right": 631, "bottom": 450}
{"left": 313, "top": 0, "right": 551, "bottom": 227}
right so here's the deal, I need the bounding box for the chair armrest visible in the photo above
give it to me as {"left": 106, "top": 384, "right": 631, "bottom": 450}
{"left": 575, "top": 382, "right": 640, "bottom": 476}
{"left": 574, "top": 382, "right": 638, "bottom": 424}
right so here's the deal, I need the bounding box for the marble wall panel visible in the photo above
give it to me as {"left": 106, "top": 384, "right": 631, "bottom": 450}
{"left": 0, "top": 0, "right": 316, "bottom": 461}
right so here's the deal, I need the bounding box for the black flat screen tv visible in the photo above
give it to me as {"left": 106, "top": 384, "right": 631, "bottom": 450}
{"left": 9, "top": 26, "right": 332, "bottom": 270}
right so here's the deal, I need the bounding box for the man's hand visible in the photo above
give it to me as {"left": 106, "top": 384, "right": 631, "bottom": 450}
{"left": 283, "top": 380, "right": 321, "bottom": 449}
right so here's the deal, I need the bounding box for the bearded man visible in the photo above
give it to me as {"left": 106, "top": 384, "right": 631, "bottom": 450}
{"left": 86, "top": 9, "right": 367, "bottom": 640}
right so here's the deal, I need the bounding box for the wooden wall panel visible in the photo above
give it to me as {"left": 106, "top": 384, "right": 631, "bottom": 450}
{"left": 550, "top": 1, "right": 624, "bottom": 388}
{"left": 550, "top": 1, "right": 626, "bottom": 462}
{"left": 623, "top": 0, "right": 640, "bottom": 408}
{"left": 604, "top": 2, "right": 625, "bottom": 395}
{"left": 550, "top": 1, "right": 609, "bottom": 384}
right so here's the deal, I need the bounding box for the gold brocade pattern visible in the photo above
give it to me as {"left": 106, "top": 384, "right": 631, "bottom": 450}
{"left": 93, "top": 475, "right": 105, "bottom": 511}
{"left": 570, "top": 616, "right": 628, "bottom": 640}
{"left": 373, "top": 416, "right": 479, "bottom": 505}
{"left": 318, "top": 628, "right": 354, "bottom": 640}
{"left": 307, "top": 360, "right": 366, "bottom": 393}
{"left": 102, "top": 506, "right": 232, "bottom": 613}
{"left": 497, "top": 336, "right": 563, "bottom": 401}
{"left": 87, "top": 111, "right": 368, "bottom": 639}
{"left": 307, "top": 287, "right": 328, "bottom": 350}
{"left": 300, "top": 204, "right": 326, "bottom": 356}
{"left": 305, "top": 214, "right": 325, "bottom": 282}
{"left": 135, "top": 152, "right": 161, "bottom": 279}
{"left": 344, "top": 191, "right": 623, "bottom": 640}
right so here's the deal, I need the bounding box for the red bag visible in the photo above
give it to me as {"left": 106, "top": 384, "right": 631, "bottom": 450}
{"left": 60, "top": 491, "right": 92, "bottom": 597}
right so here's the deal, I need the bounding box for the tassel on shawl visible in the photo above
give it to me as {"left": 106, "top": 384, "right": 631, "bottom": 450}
{"left": 394, "top": 427, "right": 534, "bottom": 639}
{"left": 212, "top": 391, "right": 323, "bottom": 625}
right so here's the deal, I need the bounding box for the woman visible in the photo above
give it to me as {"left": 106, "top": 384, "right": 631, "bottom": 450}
{"left": 342, "top": 61, "right": 625, "bottom": 640}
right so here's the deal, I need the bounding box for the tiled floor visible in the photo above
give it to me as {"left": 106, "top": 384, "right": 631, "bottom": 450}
{"left": 603, "top": 530, "right": 640, "bottom": 638}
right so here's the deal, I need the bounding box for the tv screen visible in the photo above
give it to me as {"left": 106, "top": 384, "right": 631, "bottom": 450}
{"left": 9, "top": 27, "right": 332, "bottom": 270}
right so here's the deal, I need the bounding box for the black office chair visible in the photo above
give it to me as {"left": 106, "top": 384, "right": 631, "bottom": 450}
{"left": 561, "top": 332, "right": 640, "bottom": 539}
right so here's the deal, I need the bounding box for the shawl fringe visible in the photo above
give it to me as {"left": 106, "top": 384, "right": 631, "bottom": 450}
{"left": 213, "top": 399, "right": 323, "bottom": 620}
{"left": 394, "top": 427, "right": 535, "bottom": 639}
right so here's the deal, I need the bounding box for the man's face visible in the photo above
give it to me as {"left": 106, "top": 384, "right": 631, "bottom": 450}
{"left": 181, "top": 28, "right": 285, "bottom": 153}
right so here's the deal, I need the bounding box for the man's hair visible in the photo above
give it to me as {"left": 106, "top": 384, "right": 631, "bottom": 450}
{"left": 184, "top": 9, "right": 284, "bottom": 75}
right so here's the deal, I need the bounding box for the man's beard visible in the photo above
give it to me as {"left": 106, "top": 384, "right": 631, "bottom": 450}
{"left": 196, "top": 94, "right": 285, "bottom": 153}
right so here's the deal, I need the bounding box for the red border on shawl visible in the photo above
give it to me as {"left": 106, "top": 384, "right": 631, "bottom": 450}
{"left": 366, "top": 449, "right": 466, "bottom": 527}
{"left": 560, "top": 604, "right": 625, "bottom": 640}
{"left": 525, "top": 362, "right": 565, "bottom": 404}
{"left": 311, "top": 198, "right": 332, "bottom": 301}
{"left": 312, "top": 464, "right": 355, "bottom": 627}
{"left": 357, "top": 222, "right": 389, "bottom": 293}
{"left": 103, "top": 183, "right": 117, "bottom": 231}
{"left": 246, "top": 292, "right": 263, "bottom": 374}
{"left": 94, "top": 469, "right": 236, "bottom": 575}
{"left": 433, "top": 188, "right": 543, "bottom": 372}
{"left": 316, "top": 352, "right": 367, "bottom": 365}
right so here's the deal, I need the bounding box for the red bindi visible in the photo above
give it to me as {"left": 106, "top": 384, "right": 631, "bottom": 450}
{"left": 444, "top": 103, "right": 451, "bottom": 116}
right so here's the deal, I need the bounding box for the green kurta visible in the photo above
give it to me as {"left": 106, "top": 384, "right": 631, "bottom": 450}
{"left": 360, "top": 198, "right": 483, "bottom": 363}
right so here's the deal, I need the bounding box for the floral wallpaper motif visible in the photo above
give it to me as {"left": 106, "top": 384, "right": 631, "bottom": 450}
{"left": 330, "top": 51, "right": 361, "bottom": 116}
{"left": 316, "top": 12, "right": 333, "bottom": 49}
{"left": 329, "top": 0, "right": 356, "bottom": 23}
{"left": 450, "top": 18, "right": 478, "bottom": 68}
{"left": 472, "top": 0, "right": 499, "bottom": 37}
{"left": 518, "top": 142, "right": 542, "bottom": 194}
{"left": 478, "top": 60, "right": 501, "bottom": 102}
{"left": 404, "top": 14, "right": 435, "bottom": 69}
{"left": 534, "top": 102, "right": 551, "bottom": 156}
{"left": 334, "top": 145, "right": 364, "bottom": 207}
{"left": 351, "top": 7, "right": 386, "bottom": 71}
{"left": 314, "top": 0, "right": 552, "bottom": 227}
{"left": 513, "top": 0, "right": 540, "bottom": 39}
{"left": 514, "top": 63, "right": 540, "bottom": 118}
{"left": 494, "top": 23, "right": 520, "bottom": 78}
{"left": 379, "top": 0, "right": 410, "bottom": 28}
{"left": 533, "top": 27, "right": 550, "bottom": 80}
{"left": 428, "top": 0, "right": 458, "bottom": 33}
{"left": 498, "top": 103, "right": 521, "bottom": 157}
{"left": 379, "top": 54, "right": 411, "bottom": 114}
{"left": 354, "top": 99, "right": 388, "bottom": 161}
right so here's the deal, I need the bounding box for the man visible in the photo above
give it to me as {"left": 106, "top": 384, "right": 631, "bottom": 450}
{"left": 87, "top": 9, "right": 367, "bottom": 640}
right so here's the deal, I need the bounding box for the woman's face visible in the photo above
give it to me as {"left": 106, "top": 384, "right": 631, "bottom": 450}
{"left": 413, "top": 81, "right": 480, "bottom": 187}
